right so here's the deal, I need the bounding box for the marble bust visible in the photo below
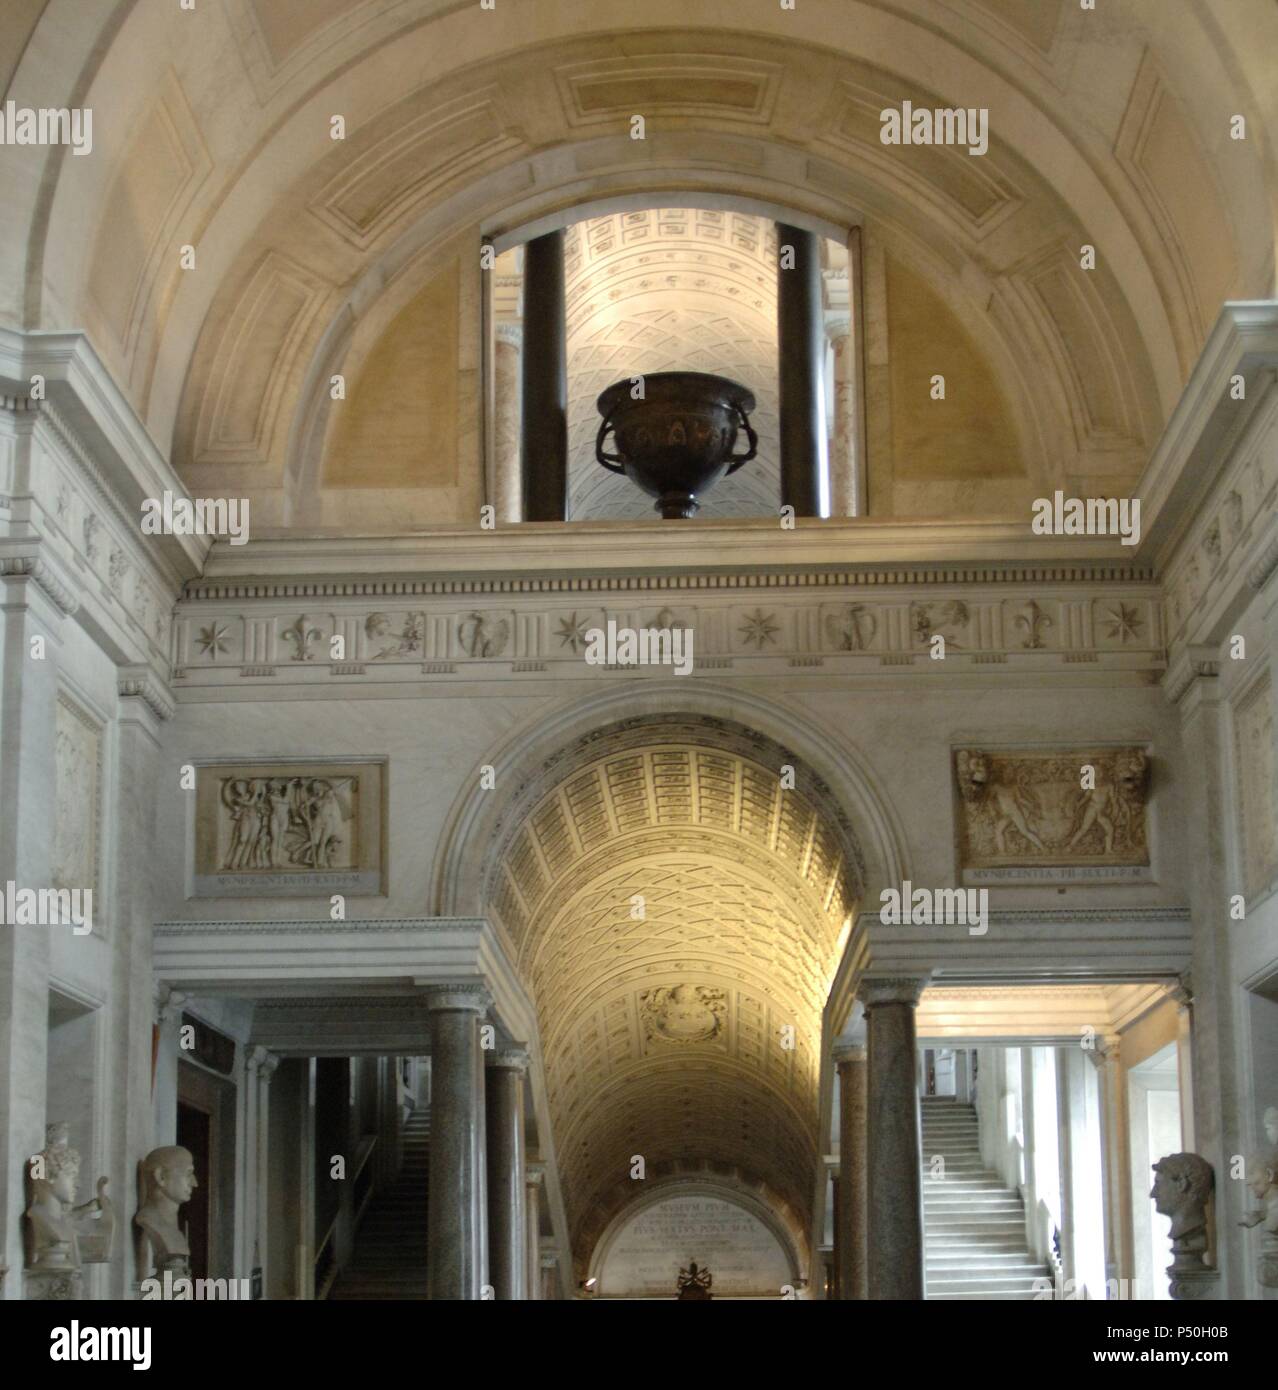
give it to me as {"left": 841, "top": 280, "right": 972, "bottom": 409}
{"left": 25, "top": 1123, "right": 112, "bottom": 1273}
{"left": 135, "top": 1146, "right": 198, "bottom": 1276}
{"left": 1151, "top": 1152, "right": 1214, "bottom": 1265}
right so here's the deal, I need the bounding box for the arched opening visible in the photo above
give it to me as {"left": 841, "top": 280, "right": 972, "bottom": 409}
{"left": 474, "top": 711, "right": 865, "bottom": 1283}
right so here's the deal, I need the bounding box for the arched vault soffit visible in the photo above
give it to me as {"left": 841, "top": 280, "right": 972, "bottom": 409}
{"left": 480, "top": 712, "right": 863, "bottom": 1242}
{"left": 14, "top": 5, "right": 1273, "bottom": 471}
{"left": 431, "top": 683, "right": 910, "bottom": 922}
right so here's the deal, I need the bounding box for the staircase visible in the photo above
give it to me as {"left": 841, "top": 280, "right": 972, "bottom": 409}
{"left": 921, "top": 1097, "right": 1048, "bottom": 1300}
{"left": 328, "top": 1109, "right": 431, "bottom": 1299}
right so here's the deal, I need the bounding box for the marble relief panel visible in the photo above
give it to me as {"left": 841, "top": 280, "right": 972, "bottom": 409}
{"left": 192, "top": 760, "right": 386, "bottom": 897}
{"left": 53, "top": 694, "right": 103, "bottom": 899}
{"left": 1234, "top": 674, "right": 1277, "bottom": 897}
{"left": 955, "top": 745, "right": 1151, "bottom": 884}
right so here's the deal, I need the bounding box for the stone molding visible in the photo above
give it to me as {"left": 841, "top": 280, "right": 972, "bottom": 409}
{"left": 117, "top": 666, "right": 176, "bottom": 721}
{"left": 0, "top": 555, "right": 80, "bottom": 616}
{"left": 832, "top": 1044, "right": 866, "bottom": 1065}
{"left": 1163, "top": 644, "right": 1220, "bottom": 705}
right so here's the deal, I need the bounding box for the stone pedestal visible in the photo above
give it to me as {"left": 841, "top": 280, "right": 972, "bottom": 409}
{"left": 24, "top": 1268, "right": 82, "bottom": 1300}
{"left": 425, "top": 985, "right": 490, "bottom": 1300}
{"left": 834, "top": 1044, "right": 868, "bottom": 1299}
{"left": 860, "top": 977, "right": 927, "bottom": 1300}
{"left": 485, "top": 1046, "right": 529, "bottom": 1300}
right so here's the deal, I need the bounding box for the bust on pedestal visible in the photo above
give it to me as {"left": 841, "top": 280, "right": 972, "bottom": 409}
{"left": 1151, "top": 1152, "right": 1218, "bottom": 1301}
{"left": 135, "top": 1146, "right": 198, "bottom": 1281}
{"left": 24, "top": 1123, "right": 114, "bottom": 1300}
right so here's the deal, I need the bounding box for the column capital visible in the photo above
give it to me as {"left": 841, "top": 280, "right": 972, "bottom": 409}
{"left": 495, "top": 321, "right": 523, "bottom": 349}
{"left": 526, "top": 1161, "right": 546, "bottom": 1186}
{"left": 423, "top": 983, "right": 491, "bottom": 1015}
{"left": 832, "top": 1043, "right": 867, "bottom": 1066}
{"left": 857, "top": 975, "right": 928, "bottom": 1009}
{"left": 486, "top": 1045, "right": 530, "bottom": 1073}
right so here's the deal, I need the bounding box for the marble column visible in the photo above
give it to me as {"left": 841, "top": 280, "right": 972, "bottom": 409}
{"left": 776, "top": 222, "right": 825, "bottom": 517}
{"left": 493, "top": 324, "right": 523, "bottom": 525}
{"left": 519, "top": 229, "right": 567, "bottom": 521}
{"left": 525, "top": 1162, "right": 544, "bottom": 1300}
{"left": 425, "top": 985, "right": 490, "bottom": 1299}
{"left": 485, "top": 1046, "right": 529, "bottom": 1299}
{"left": 255, "top": 1049, "right": 280, "bottom": 1297}
{"left": 1088, "top": 1037, "right": 1125, "bottom": 1291}
{"left": 834, "top": 1043, "right": 868, "bottom": 1299}
{"left": 860, "top": 977, "right": 927, "bottom": 1300}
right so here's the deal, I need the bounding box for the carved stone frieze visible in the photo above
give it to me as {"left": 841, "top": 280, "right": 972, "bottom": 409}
{"left": 955, "top": 746, "right": 1151, "bottom": 882}
{"left": 192, "top": 760, "right": 386, "bottom": 897}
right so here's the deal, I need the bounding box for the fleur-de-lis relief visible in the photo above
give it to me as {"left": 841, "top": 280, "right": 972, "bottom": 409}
{"left": 282, "top": 615, "right": 323, "bottom": 661}
{"left": 739, "top": 608, "right": 779, "bottom": 649}
{"left": 1014, "top": 600, "right": 1052, "bottom": 650}
{"left": 197, "top": 623, "right": 231, "bottom": 660}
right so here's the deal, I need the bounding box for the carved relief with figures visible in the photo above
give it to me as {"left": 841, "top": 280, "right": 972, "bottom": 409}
{"left": 955, "top": 746, "right": 1150, "bottom": 883}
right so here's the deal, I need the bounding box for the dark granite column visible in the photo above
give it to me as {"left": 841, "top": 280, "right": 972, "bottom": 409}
{"left": 776, "top": 222, "right": 824, "bottom": 516}
{"left": 860, "top": 977, "right": 928, "bottom": 1299}
{"left": 485, "top": 1046, "right": 529, "bottom": 1299}
{"left": 519, "top": 229, "right": 568, "bottom": 520}
{"left": 425, "top": 985, "right": 489, "bottom": 1299}
{"left": 834, "top": 1043, "right": 869, "bottom": 1299}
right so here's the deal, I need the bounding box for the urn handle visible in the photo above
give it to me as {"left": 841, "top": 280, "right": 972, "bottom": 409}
{"left": 724, "top": 403, "right": 758, "bottom": 474}
{"left": 595, "top": 417, "right": 627, "bottom": 473}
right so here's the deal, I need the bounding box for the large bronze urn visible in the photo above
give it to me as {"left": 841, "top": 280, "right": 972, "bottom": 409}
{"left": 595, "top": 371, "right": 757, "bottom": 519}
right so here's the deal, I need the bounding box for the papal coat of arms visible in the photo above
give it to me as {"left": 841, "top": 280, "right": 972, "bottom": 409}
{"left": 955, "top": 747, "right": 1149, "bottom": 871}
{"left": 639, "top": 985, "right": 727, "bottom": 1044}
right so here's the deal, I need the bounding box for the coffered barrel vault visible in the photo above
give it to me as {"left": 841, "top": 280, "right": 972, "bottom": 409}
{"left": 485, "top": 719, "right": 861, "bottom": 1250}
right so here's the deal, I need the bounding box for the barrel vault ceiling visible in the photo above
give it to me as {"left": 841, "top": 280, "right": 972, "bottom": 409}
{"left": 485, "top": 723, "right": 860, "bottom": 1254}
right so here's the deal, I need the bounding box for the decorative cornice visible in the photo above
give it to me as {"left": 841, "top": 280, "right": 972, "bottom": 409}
{"left": 1247, "top": 515, "right": 1278, "bottom": 592}
{"left": 154, "top": 917, "right": 490, "bottom": 935}
{"left": 183, "top": 562, "right": 1156, "bottom": 603}
{"left": 0, "top": 555, "right": 79, "bottom": 615}
{"left": 117, "top": 666, "right": 176, "bottom": 721}
{"left": 1162, "top": 644, "right": 1220, "bottom": 705}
